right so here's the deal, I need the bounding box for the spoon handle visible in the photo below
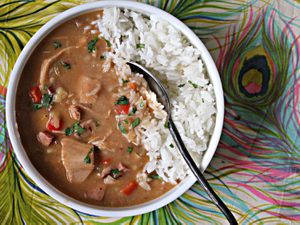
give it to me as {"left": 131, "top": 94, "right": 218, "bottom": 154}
{"left": 168, "top": 118, "right": 238, "bottom": 225}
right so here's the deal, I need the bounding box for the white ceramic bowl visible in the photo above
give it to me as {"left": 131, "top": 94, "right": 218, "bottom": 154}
{"left": 6, "top": 1, "right": 224, "bottom": 217}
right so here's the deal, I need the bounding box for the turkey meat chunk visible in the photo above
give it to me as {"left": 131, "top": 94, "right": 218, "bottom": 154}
{"left": 61, "top": 138, "right": 94, "bottom": 183}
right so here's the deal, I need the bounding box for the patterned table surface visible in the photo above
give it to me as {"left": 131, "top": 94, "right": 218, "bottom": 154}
{"left": 1, "top": 0, "right": 300, "bottom": 224}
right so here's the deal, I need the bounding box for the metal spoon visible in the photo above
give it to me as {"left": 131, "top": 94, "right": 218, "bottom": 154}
{"left": 128, "top": 62, "right": 238, "bottom": 225}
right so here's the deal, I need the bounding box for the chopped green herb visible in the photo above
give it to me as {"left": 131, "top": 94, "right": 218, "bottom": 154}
{"left": 140, "top": 101, "right": 145, "bottom": 108}
{"left": 115, "top": 96, "right": 129, "bottom": 105}
{"left": 61, "top": 61, "right": 71, "bottom": 70}
{"left": 169, "top": 143, "right": 174, "bottom": 148}
{"left": 100, "top": 55, "right": 106, "bottom": 60}
{"left": 188, "top": 80, "right": 198, "bottom": 88}
{"left": 149, "top": 174, "right": 161, "bottom": 179}
{"left": 110, "top": 168, "right": 121, "bottom": 178}
{"left": 83, "top": 155, "right": 91, "bottom": 164}
{"left": 129, "top": 106, "right": 137, "bottom": 116}
{"left": 33, "top": 104, "right": 43, "bottom": 111}
{"left": 131, "top": 118, "right": 141, "bottom": 128}
{"left": 178, "top": 83, "right": 185, "bottom": 88}
{"left": 164, "top": 121, "right": 169, "bottom": 128}
{"left": 65, "top": 127, "right": 74, "bottom": 136}
{"left": 65, "top": 122, "right": 86, "bottom": 136}
{"left": 101, "top": 37, "right": 112, "bottom": 47}
{"left": 124, "top": 119, "right": 129, "bottom": 124}
{"left": 122, "top": 79, "right": 129, "bottom": 84}
{"left": 83, "top": 147, "right": 94, "bottom": 164}
{"left": 136, "top": 43, "right": 145, "bottom": 49}
{"left": 43, "top": 85, "right": 49, "bottom": 91}
{"left": 53, "top": 41, "right": 62, "bottom": 49}
{"left": 41, "top": 93, "right": 53, "bottom": 109}
{"left": 132, "top": 106, "right": 137, "bottom": 114}
{"left": 118, "top": 122, "right": 127, "bottom": 134}
{"left": 127, "top": 146, "right": 133, "bottom": 153}
{"left": 73, "top": 122, "right": 86, "bottom": 135}
{"left": 32, "top": 93, "right": 53, "bottom": 110}
{"left": 87, "top": 37, "right": 99, "bottom": 53}
{"left": 111, "top": 169, "right": 120, "bottom": 175}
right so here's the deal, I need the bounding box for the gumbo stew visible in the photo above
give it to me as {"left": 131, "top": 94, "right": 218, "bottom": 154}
{"left": 16, "top": 12, "right": 173, "bottom": 207}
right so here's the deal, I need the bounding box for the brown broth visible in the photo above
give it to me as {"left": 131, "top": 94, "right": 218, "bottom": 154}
{"left": 16, "top": 11, "right": 173, "bottom": 207}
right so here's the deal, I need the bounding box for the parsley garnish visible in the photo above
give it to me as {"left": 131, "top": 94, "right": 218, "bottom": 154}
{"left": 83, "top": 147, "right": 94, "bottom": 164}
{"left": 118, "top": 122, "right": 127, "bottom": 134}
{"left": 65, "top": 127, "right": 73, "bottom": 136}
{"left": 164, "top": 121, "right": 169, "bottom": 128}
{"left": 53, "top": 41, "right": 62, "bottom": 49}
{"left": 149, "top": 174, "right": 161, "bottom": 179}
{"left": 33, "top": 94, "right": 53, "bottom": 110}
{"left": 84, "top": 155, "right": 91, "bottom": 164}
{"left": 132, "top": 106, "right": 137, "bottom": 114}
{"left": 87, "top": 37, "right": 99, "bottom": 53}
{"left": 33, "top": 93, "right": 53, "bottom": 110}
{"left": 61, "top": 61, "right": 71, "bottom": 70}
{"left": 122, "top": 79, "right": 129, "bottom": 84}
{"left": 101, "top": 37, "right": 111, "bottom": 47}
{"left": 140, "top": 101, "right": 144, "bottom": 108}
{"left": 188, "top": 80, "right": 198, "bottom": 88}
{"left": 115, "top": 96, "right": 129, "bottom": 105}
{"left": 128, "top": 106, "right": 137, "bottom": 116}
{"left": 132, "top": 118, "right": 141, "bottom": 128}
{"left": 169, "top": 143, "right": 174, "bottom": 148}
{"left": 110, "top": 168, "right": 121, "bottom": 179}
{"left": 136, "top": 43, "right": 145, "bottom": 49}
{"left": 42, "top": 94, "right": 53, "bottom": 109}
{"left": 33, "top": 104, "right": 43, "bottom": 111}
{"left": 74, "top": 122, "right": 86, "bottom": 135}
{"left": 124, "top": 119, "right": 129, "bottom": 124}
{"left": 111, "top": 169, "right": 120, "bottom": 175}
{"left": 178, "top": 83, "right": 185, "bottom": 88}
{"left": 127, "top": 146, "right": 133, "bottom": 153}
{"left": 65, "top": 122, "right": 86, "bottom": 136}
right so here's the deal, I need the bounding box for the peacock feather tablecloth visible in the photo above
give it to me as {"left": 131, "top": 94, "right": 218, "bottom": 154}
{"left": 1, "top": 0, "right": 300, "bottom": 224}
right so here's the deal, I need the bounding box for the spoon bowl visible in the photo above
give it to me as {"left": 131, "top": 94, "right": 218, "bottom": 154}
{"left": 127, "top": 62, "right": 171, "bottom": 114}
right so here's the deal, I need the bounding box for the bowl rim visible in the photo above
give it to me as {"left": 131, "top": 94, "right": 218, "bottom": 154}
{"left": 5, "top": 0, "right": 224, "bottom": 217}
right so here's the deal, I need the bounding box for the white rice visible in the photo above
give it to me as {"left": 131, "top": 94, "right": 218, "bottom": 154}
{"left": 93, "top": 8, "right": 216, "bottom": 184}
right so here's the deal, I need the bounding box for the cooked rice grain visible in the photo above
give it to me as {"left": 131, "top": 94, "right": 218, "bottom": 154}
{"left": 95, "top": 8, "right": 216, "bottom": 184}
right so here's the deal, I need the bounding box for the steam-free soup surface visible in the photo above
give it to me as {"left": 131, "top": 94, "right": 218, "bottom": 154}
{"left": 16, "top": 11, "right": 173, "bottom": 207}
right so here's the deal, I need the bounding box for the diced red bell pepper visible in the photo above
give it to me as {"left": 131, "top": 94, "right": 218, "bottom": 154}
{"left": 115, "top": 104, "right": 130, "bottom": 114}
{"left": 47, "top": 118, "right": 62, "bottom": 131}
{"left": 120, "top": 181, "right": 138, "bottom": 195}
{"left": 29, "top": 86, "right": 42, "bottom": 103}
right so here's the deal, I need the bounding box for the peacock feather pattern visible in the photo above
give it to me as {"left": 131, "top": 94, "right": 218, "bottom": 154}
{"left": 1, "top": 0, "right": 300, "bottom": 224}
